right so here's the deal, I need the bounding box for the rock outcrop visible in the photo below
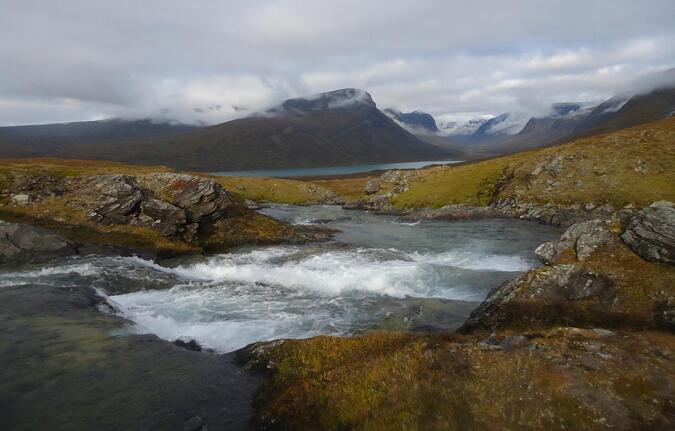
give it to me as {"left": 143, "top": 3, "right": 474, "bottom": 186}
{"left": 618, "top": 201, "right": 675, "bottom": 265}
{"left": 461, "top": 203, "right": 675, "bottom": 332}
{"left": 461, "top": 264, "right": 615, "bottom": 331}
{"left": 73, "top": 173, "right": 242, "bottom": 244}
{"left": 535, "top": 219, "right": 618, "bottom": 264}
{"left": 0, "top": 222, "right": 77, "bottom": 263}
{"left": 1, "top": 170, "right": 332, "bottom": 257}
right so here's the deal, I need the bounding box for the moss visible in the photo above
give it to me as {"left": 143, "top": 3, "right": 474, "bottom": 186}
{"left": 248, "top": 329, "right": 675, "bottom": 430}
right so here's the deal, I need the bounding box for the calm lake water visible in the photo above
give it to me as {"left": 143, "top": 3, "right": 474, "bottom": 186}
{"left": 211, "top": 160, "right": 461, "bottom": 177}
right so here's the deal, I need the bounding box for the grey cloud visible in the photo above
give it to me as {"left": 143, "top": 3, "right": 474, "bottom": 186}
{"left": 1, "top": 1, "right": 674, "bottom": 125}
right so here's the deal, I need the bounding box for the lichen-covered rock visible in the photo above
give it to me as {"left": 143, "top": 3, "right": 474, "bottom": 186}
{"left": 363, "top": 178, "right": 381, "bottom": 195}
{"left": 461, "top": 264, "right": 615, "bottom": 332}
{"left": 138, "top": 198, "right": 186, "bottom": 237}
{"left": 75, "top": 173, "right": 245, "bottom": 241}
{"left": 619, "top": 201, "right": 675, "bottom": 265}
{"left": 0, "top": 222, "right": 76, "bottom": 263}
{"left": 85, "top": 175, "right": 145, "bottom": 225}
{"left": 527, "top": 265, "right": 614, "bottom": 302}
{"left": 171, "top": 176, "right": 238, "bottom": 223}
{"left": 535, "top": 219, "right": 617, "bottom": 264}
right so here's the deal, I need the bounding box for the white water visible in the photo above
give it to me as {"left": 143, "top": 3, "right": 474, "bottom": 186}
{"left": 0, "top": 205, "right": 563, "bottom": 352}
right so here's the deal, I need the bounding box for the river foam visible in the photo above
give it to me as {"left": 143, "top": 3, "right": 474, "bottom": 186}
{"left": 123, "top": 246, "right": 532, "bottom": 297}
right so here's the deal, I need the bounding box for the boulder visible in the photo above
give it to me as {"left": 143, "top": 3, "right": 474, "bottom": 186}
{"left": 11, "top": 194, "right": 30, "bottom": 205}
{"left": 139, "top": 198, "right": 187, "bottom": 236}
{"left": 0, "top": 222, "right": 76, "bottom": 263}
{"left": 364, "top": 178, "right": 381, "bottom": 195}
{"left": 619, "top": 201, "right": 675, "bottom": 265}
{"left": 535, "top": 219, "right": 617, "bottom": 264}
{"left": 158, "top": 174, "right": 239, "bottom": 223}
{"left": 461, "top": 264, "right": 614, "bottom": 332}
{"left": 85, "top": 175, "right": 145, "bottom": 224}
{"left": 74, "top": 173, "right": 247, "bottom": 241}
{"left": 528, "top": 265, "right": 614, "bottom": 302}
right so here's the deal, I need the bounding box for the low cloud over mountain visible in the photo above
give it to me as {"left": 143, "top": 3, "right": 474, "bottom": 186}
{"left": 1, "top": 1, "right": 674, "bottom": 126}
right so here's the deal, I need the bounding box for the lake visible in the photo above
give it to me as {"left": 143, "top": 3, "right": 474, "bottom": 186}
{"left": 211, "top": 160, "right": 461, "bottom": 177}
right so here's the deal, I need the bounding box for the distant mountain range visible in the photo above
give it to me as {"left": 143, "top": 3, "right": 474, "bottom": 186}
{"left": 1, "top": 70, "right": 673, "bottom": 169}
{"left": 470, "top": 86, "right": 675, "bottom": 155}
{"left": 391, "top": 79, "right": 674, "bottom": 156}
{"left": 0, "top": 89, "right": 458, "bottom": 171}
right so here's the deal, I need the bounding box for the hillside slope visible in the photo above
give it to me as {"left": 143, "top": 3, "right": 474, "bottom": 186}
{"left": 0, "top": 89, "right": 455, "bottom": 171}
{"left": 342, "top": 118, "right": 675, "bottom": 224}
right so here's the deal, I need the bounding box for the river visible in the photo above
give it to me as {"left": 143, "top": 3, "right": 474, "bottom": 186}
{"left": 1, "top": 205, "right": 564, "bottom": 353}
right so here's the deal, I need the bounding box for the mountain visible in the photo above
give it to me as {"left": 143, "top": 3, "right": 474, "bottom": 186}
{"left": 0, "top": 118, "right": 195, "bottom": 143}
{"left": 582, "top": 86, "right": 675, "bottom": 136}
{"left": 0, "top": 89, "right": 456, "bottom": 171}
{"left": 466, "top": 85, "right": 675, "bottom": 155}
{"left": 383, "top": 109, "right": 439, "bottom": 134}
{"left": 438, "top": 118, "right": 489, "bottom": 137}
{"left": 465, "top": 112, "right": 530, "bottom": 144}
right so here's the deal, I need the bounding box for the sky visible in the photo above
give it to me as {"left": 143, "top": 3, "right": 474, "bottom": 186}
{"left": 1, "top": 0, "right": 674, "bottom": 126}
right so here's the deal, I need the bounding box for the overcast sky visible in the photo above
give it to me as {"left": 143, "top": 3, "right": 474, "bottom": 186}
{"left": 1, "top": 0, "right": 674, "bottom": 126}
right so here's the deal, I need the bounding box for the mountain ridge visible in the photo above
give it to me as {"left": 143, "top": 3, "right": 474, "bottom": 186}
{"left": 0, "top": 88, "right": 456, "bottom": 171}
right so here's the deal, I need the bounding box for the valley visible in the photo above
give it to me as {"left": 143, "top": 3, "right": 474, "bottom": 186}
{"left": 1, "top": 117, "right": 673, "bottom": 430}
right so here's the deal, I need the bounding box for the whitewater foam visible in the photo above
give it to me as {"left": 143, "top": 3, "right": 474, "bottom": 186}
{"left": 120, "top": 246, "right": 532, "bottom": 298}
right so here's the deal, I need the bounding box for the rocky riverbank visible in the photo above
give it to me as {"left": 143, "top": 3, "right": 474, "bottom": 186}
{"left": 242, "top": 201, "right": 675, "bottom": 430}
{"left": 337, "top": 119, "right": 675, "bottom": 228}
{"left": 0, "top": 165, "right": 331, "bottom": 262}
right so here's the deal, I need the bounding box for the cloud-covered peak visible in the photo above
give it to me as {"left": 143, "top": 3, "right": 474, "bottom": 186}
{"left": 259, "top": 88, "right": 375, "bottom": 117}
{"left": 383, "top": 108, "right": 439, "bottom": 134}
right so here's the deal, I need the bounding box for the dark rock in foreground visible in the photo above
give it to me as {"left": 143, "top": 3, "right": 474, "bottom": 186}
{"left": 0, "top": 222, "right": 77, "bottom": 263}
{"left": 461, "top": 202, "right": 675, "bottom": 332}
{"left": 1, "top": 170, "right": 332, "bottom": 259}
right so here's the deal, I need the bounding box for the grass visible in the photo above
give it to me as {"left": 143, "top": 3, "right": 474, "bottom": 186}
{"left": 0, "top": 157, "right": 172, "bottom": 178}
{"left": 312, "top": 176, "right": 372, "bottom": 202}
{"left": 389, "top": 118, "right": 675, "bottom": 210}
{"left": 248, "top": 329, "right": 675, "bottom": 430}
{"left": 391, "top": 157, "right": 513, "bottom": 208}
{"left": 212, "top": 176, "right": 336, "bottom": 205}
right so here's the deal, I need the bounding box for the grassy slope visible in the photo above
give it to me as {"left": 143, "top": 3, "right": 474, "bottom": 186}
{"left": 248, "top": 330, "right": 674, "bottom": 431}
{"left": 391, "top": 118, "right": 675, "bottom": 209}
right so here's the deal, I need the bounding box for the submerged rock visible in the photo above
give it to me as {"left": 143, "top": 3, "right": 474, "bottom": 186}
{"left": 0, "top": 222, "right": 77, "bottom": 263}
{"left": 405, "top": 204, "right": 507, "bottom": 221}
{"left": 619, "top": 201, "right": 675, "bottom": 265}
